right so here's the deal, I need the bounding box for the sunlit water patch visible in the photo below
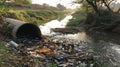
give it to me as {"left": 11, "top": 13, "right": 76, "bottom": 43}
{"left": 39, "top": 15, "right": 73, "bottom": 35}
{"left": 53, "top": 32, "right": 92, "bottom": 42}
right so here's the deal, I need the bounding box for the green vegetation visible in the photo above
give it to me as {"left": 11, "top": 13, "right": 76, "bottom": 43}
{"left": 0, "top": 0, "right": 7, "bottom": 40}
{"left": 67, "top": 0, "right": 120, "bottom": 32}
{"left": 84, "top": 10, "right": 120, "bottom": 30}
{"left": 6, "top": 1, "right": 66, "bottom": 11}
{"left": 0, "top": 42, "right": 8, "bottom": 55}
{"left": 6, "top": 2, "right": 59, "bottom": 10}
{"left": 66, "top": 11, "right": 86, "bottom": 32}
{"left": 7, "top": 10, "right": 64, "bottom": 25}
{"left": 67, "top": 11, "right": 86, "bottom": 27}
{"left": 48, "top": 63, "right": 57, "bottom": 67}
{"left": 0, "top": 0, "right": 7, "bottom": 17}
{"left": 13, "top": 0, "right": 32, "bottom": 5}
{"left": 0, "top": 42, "right": 17, "bottom": 66}
{"left": 4, "top": 1, "right": 66, "bottom": 26}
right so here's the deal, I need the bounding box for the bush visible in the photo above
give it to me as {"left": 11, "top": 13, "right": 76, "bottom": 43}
{"left": 67, "top": 11, "right": 86, "bottom": 27}
{"left": 85, "top": 10, "right": 120, "bottom": 30}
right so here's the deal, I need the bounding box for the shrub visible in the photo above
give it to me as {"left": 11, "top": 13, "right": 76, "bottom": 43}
{"left": 67, "top": 11, "right": 86, "bottom": 27}
{"left": 85, "top": 10, "right": 120, "bottom": 30}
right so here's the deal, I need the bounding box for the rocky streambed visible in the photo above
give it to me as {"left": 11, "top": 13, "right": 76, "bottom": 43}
{"left": 2, "top": 32, "right": 120, "bottom": 67}
{"left": 2, "top": 32, "right": 108, "bottom": 67}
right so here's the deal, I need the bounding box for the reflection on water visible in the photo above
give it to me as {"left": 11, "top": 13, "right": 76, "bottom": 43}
{"left": 39, "top": 15, "right": 72, "bottom": 35}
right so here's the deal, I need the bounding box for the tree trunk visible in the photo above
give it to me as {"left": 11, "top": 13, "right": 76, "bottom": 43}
{"left": 103, "top": 0, "right": 113, "bottom": 12}
{"left": 86, "top": 0, "right": 99, "bottom": 15}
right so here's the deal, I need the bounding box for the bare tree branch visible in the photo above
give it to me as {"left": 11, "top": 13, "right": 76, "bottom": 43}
{"left": 103, "top": 0, "right": 113, "bottom": 12}
{"left": 108, "top": 0, "right": 114, "bottom": 6}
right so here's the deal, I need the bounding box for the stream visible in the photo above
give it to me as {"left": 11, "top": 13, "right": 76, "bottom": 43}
{"left": 39, "top": 15, "right": 120, "bottom": 67}
{"left": 39, "top": 15, "right": 73, "bottom": 35}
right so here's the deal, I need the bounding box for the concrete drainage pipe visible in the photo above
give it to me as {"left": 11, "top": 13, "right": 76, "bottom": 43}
{"left": 5, "top": 18, "right": 41, "bottom": 39}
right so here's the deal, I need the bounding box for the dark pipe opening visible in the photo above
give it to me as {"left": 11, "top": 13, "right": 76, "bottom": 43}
{"left": 16, "top": 23, "right": 41, "bottom": 39}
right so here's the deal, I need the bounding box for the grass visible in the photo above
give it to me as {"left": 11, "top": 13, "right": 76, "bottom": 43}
{"left": 0, "top": 42, "right": 12, "bottom": 66}
{"left": 6, "top": 2, "right": 59, "bottom": 11}
{"left": 7, "top": 9, "right": 64, "bottom": 25}
{"left": 0, "top": 42, "right": 8, "bottom": 55}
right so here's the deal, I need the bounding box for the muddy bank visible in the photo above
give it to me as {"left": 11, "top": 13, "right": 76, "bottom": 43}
{"left": 86, "top": 30, "right": 120, "bottom": 44}
{"left": 52, "top": 28, "right": 80, "bottom": 34}
{"left": 85, "top": 30, "right": 120, "bottom": 67}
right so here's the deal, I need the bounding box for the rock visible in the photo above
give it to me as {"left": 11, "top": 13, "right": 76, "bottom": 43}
{"left": 9, "top": 40, "right": 19, "bottom": 47}
{"left": 6, "top": 32, "right": 101, "bottom": 67}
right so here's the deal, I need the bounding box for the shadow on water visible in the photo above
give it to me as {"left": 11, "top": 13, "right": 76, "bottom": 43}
{"left": 86, "top": 30, "right": 120, "bottom": 67}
